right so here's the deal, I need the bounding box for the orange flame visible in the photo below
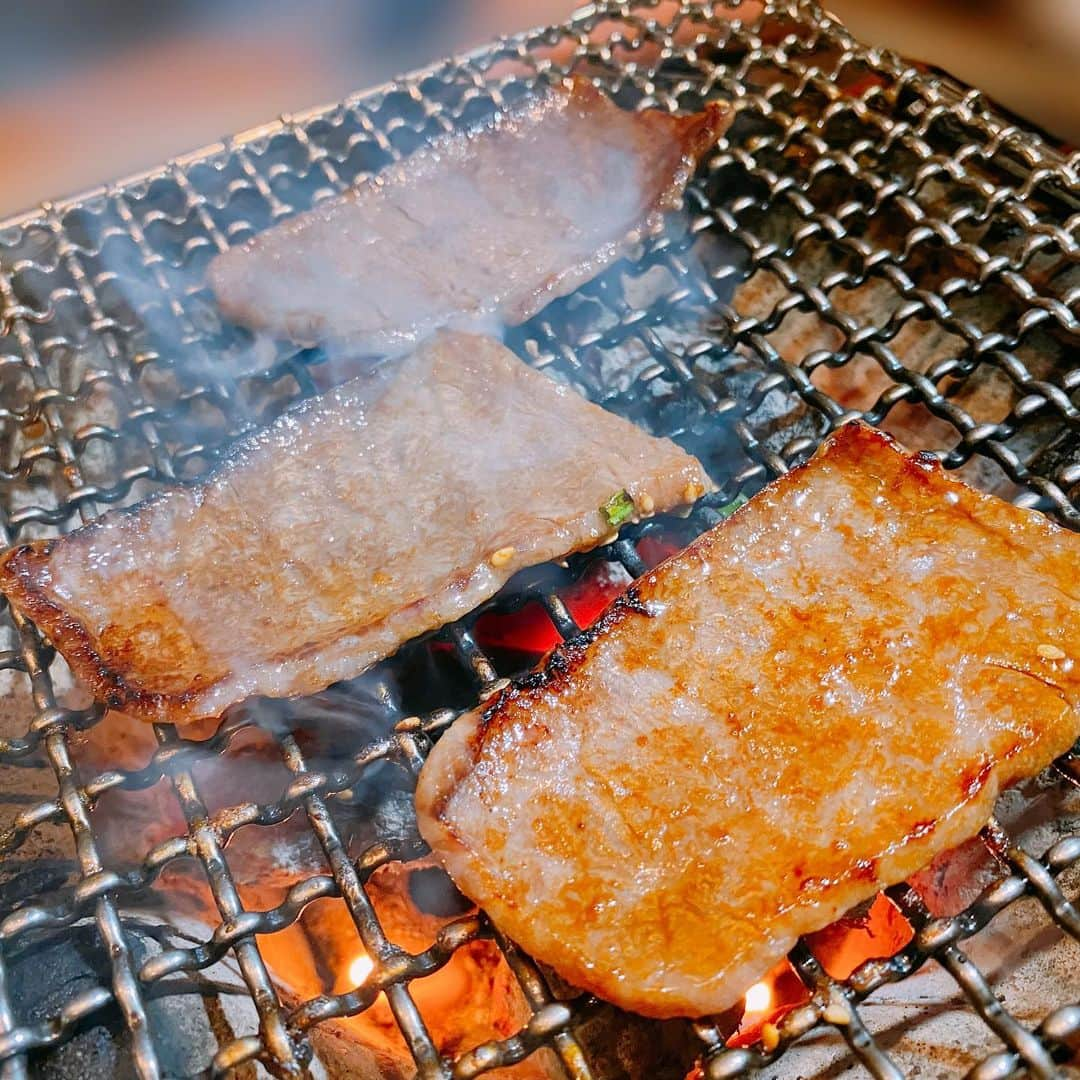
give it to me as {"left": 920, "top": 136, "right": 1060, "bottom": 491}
{"left": 349, "top": 952, "right": 375, "bottom": 987}
{"left": 742, "top": 979, "right": 772, "bottom": 1018}
{"left": 727, "top": 961, "right": 809, "bottom": 1048}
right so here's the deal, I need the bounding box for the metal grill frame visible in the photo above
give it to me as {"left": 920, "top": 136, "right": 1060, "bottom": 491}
{"left": 0, "top": 2, "right": 1078, "bottom": 1078}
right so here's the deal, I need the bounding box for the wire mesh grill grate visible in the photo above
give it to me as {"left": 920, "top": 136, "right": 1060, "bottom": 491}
{"left": 0, "top": 1, "right": 1077, "bottom": 1078}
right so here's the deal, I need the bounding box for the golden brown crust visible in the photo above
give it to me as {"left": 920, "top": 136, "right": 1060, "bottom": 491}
{"left": 417, "top": 422, "right": 1080, "bottom": 1018}
{"left": 0, "top": 537, "right": 225, "bottom": 737}
{"left": 4, "top": 541, "right": 156, "bottom": 709}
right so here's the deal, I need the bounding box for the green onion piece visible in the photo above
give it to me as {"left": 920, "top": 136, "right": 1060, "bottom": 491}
{"left": 718, "top": 492, "right": 749, "bottom": 517}
{"left": 601, "top": 489, "right": 635, "bottom": 528}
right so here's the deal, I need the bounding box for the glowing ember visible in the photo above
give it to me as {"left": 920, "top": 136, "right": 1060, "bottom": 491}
{"left": 805, "top": 893, "right": 912, "bottom": 979}
{"left": 349, "top": 952, "right": 375, "bottom": 987}
{"left": 726, "top": 892, "right": 913, "bottom": 1050}
{"left": 473, "top": 561, "right": 631, "bottom": 656}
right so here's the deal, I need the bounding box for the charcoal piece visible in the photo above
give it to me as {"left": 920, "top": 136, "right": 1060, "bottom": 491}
{"left": 8, "top": 922, "right": 219, "bottom": 1080}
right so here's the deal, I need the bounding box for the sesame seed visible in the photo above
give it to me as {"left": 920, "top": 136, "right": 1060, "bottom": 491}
{"left": 1037, "top": 644, "right": 1067, "bottom": 661}
{"left": 761, "top": 1022, "right": 780, "bottom": 1053}
{"left": 490, "top": 546, "right": 516, "bottom": 568}
{"left": 823, "top": 1001, "right": 850, "bottom": 1025}
{"left": 638, "top": 492, "right": 655, "bottom": 514}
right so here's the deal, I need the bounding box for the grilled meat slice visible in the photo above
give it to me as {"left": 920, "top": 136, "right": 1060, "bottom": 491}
{"left": 417, "top": 422, "right": 1080, "bottom": 1019}
{"left": 0, "top": 333, "right": 709, "bottom": 736}
{"left": 208, "top": 78, "right": 730, "bottom": 351}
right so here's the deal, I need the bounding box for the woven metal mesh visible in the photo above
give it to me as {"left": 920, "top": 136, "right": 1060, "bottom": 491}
{"left": 0, "top": 1, "right": 1077, "bottom": 1077}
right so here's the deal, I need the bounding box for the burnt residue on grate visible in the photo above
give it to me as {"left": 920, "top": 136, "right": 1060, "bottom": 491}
{"left": 0, "top": 1, "right": 1078, "bottom": 1078}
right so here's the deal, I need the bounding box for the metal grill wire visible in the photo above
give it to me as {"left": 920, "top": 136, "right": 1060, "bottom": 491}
{"left": 0, "top": 1, "right": 1077, "bottom": 1078}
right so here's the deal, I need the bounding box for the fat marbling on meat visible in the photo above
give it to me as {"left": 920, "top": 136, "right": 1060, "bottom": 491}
{"left": 207, "top": 78, "right": 730, "bottom": 350}
{"left": 0, "top": 332, "right": 709, "bottom": 736}
{"left": 417, "top": 422, "right": 1080, "bottom": 1019}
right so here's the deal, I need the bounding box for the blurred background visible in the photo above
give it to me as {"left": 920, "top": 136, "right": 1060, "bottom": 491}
{"left": 1, "top": 0, "right": 1078, "bottom": 218}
